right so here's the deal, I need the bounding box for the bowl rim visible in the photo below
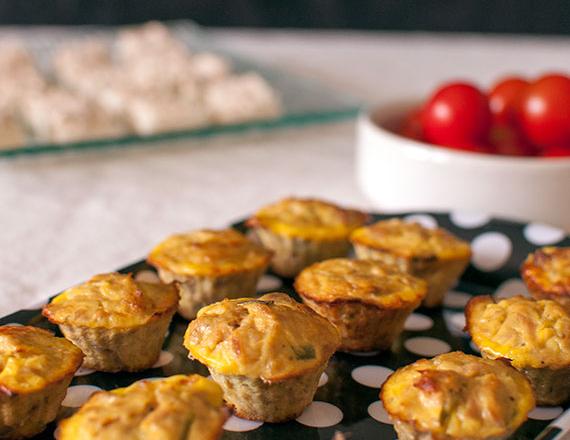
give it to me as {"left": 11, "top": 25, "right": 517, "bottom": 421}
{"left": 361, "top": 102, "right": 570, "bottom": 168}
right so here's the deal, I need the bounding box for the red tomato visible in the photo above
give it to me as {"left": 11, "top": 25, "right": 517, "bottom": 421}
{"left": 399, "top": 107, "right": 423, "bottom": 141}
{"left": 541, "top": 145, "right": 570, "bottom": 158}
{"left": 488, "top": 76, "right": 528, "bottom": 124}
{"left": 421, "top": 82, "right": 491, "bottom": 146}
{"left": 489, "top": 124, "right": 536, "bottom": 156}
{"left": 518, "top": 73, "right": 570, "bottom": 148}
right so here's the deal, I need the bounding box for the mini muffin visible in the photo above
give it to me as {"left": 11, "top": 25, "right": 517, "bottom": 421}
{"left": 0, "top": 325, "right": 83, "bottom": 438}
{"left": 350, "top": 219, "right": 471, "bottom": 307}
{"left": 521, "top": 246, "right": 570, "bottom": 311}
{"left": 466, "top": 295, "right": 570, "bottom": 405}
{"left": 184, "top": 293, "right": 340, "bottom": 422}
{"left": 381, "top": 352, "right": 534, "bottom": 440}
{"left": 148, "top": 229, "right": 272, "bottom": 320}
{"left": 57, "top": 374, "right": 227, "bottom": 440}
{"left": 247, "top": 197, "right": 368, "bottom": 277}
{"left": 43, "top": 272, "right": 178, "bottom": 372}
{"left": 295, "top": 258, "right": 427, "bottom": 351}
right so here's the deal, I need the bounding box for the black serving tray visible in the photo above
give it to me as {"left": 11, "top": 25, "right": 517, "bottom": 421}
{"left": 3, "top": 211, "right": 569, "bottom": 439}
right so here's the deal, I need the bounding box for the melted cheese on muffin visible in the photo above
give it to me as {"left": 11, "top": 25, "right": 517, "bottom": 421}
{"left": 0, "top": 326, "right": 83, "bottom": 394}
{"left": 381, "top": 352, "right": 534, "bottom": 439}
{"left": 184, "top": 293, "right": 340, "bottom": 382}
{"left": 522, "top": 247, "right": 570, "bottom": 297}
{"left": 43, "top": 273, "right": 178, "bottom": 329}
{"left": 466, "top": 295, "right": 570, "bottom": 369}
{"left": 295, "top": 258, "right": 427, "bottom": 308}
{"left": 350, "top": 219, "right": 471, "bottom": 261}
{"left": 247, "top": 198, "right": 368, "bottom": 240}
{"left": 148, "top": 229, "right": 271, "bottom": 276}
{"left": 58, "top": 375, "right": 226, "bottom": 440}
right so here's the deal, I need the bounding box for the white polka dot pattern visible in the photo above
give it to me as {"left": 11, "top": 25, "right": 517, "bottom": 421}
{"left": 494, "top": 278, "right": 529, "bottom": 300}
{"left": 528, "top": 406, "right": 564, "bottom": 421}
{"left": 404, "top": 214, "right": 437, "bottom": 229}
{"left": 443, "top": 291, "right": 472, "bottom": 308}
{"left": 348, "top": 351, "right": 380, "bottom": 357}
{"left": 296, "top": 401, "right": 343, "bottom": 428}
{"left": 152, "top": 351, "right": 174, "bottom": 368}
{"left": 524, "top": 223, "right": 566, "bottom": 246}
{"left": 74, "top": 366, "right": 96, "bottom": 377}
{"left": 223, "top": 415, "right": 264, "bottom": 432}
{"left": 257, "top": 274, "right": 282, "bottom": 291}
{"left": 62, "top": 385, "right": 102, "bottom": 407}
{"left": 351, "top": 366, "right": 394, "bottom": 388}
{"left": 404, "top": 313, "right": 433, "bottom": 331}
{"left": 445, "top": 312, "right": 466, "bottom": 335}
{"left": 368, "top": 401, "right": 393, "bottom": 424}
{"left": 471, "top": 232, "right": 512, "bottom": 271}
{"left": 134, "top": 270, "right": 160, "bottom": 284}
{"left": 405, "top": 337, "right": 451, "bottom": 357}
{"left": 450, "top": 211, "right": 491, "bottom": 229}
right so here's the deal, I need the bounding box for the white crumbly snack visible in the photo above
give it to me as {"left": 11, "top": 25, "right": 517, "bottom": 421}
{"left": 126, "top": 94, "right": 210, "bottom": 135}
{"left": 52, "top": 39, "right": 112, "bottom": 89}
{"left": 0, "top": 100, "right": 26, "bottom": 149}
{"left": 21, "top": 88, "right": 126, "bottom": 143}
{"left": 0, "top": 41, "right": 36, "bottom": 74}
{"left": 204, "top": 73, "right": 282, "bottom": 124}
{"left": 0, "top": 42, "right": 47, "bottom": 111}
{"left": 191, "top": 52, "right": 230, "bottom": 82}
{"left": 0, "top": 22, "right": 282, "bottom": 149}
{"left": 115, "top": 21, "right": 189, "bottom": 61}
{"left": 124, "top": 52, "right": 195, "bottom": 94}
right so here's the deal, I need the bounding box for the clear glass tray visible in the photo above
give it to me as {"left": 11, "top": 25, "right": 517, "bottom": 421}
{"left": 0, "top": 21, "right": 361, "bottom": 158}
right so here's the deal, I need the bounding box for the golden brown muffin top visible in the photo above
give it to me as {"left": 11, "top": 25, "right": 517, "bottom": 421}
{"left": 246, "top": 197, "right": 368, "bottom": 240}
{"left": 0, "top": 325, "right": 83, "bottom": 394}
{"left": 57, "top": 375, "right": 227, "bottom": 440}
{"left": 381, "top": 352, "right": 534, "bottom": 440}
{"left": 466, "top": 295, "right": 570, "bottom": 369}
{"left": 350, "top": 219, "right": 471, "bottom": 261}
{"left": 43, "top": 273, "right": 178, "bottom": 329}
{"left": 521, "top": 247, "right": 570, "bottom": 297}
{"left": 184, "top": 293, "right": 340, "bottom": 382}
{"left": 295, "top": 258, "right": 427, "bottom": 308}
{"left": 147, "top": 228, "right": 272, "bottom": 276}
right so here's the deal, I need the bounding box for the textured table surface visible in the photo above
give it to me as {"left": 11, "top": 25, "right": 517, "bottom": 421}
{"left": 1, "top": 29, "right": 569, "bottom": 316}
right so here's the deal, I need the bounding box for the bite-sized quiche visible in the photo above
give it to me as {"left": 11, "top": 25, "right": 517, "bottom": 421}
{"left": 350, "top": 219, "right": 471, "bottom": 307}
{"left": 466, "top": 294, "right": 570, "bottom": 405}
{"left": 381, "top": 352, "right": 534, "bottom": 440}
{"left": 184, "top": 292, "right": 340, "bottom": 422}
{"left": 521, "top": 246, "right": 570, "bottom": 311}
{"left": 148, "top": 228, "right": 272, "bottom": 319}
{"left": 57, "top": 375, "right": 227, "bottom": 440}
{"left": 295, "top": 258, "right": 427, "bottom": 351}
{"left": 0, "top": 325, "right": 83, "bottom": 438}
{"left": 247, "top": 197, "right": 368, "bottom": 277}
{"left": 43, "top": 272, "right": 178, "bottom": 372}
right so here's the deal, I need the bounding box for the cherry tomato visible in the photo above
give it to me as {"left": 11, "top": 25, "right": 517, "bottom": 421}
{"left": 518, "top": 73, "right": 570, "bottom": 148}
{"left": 489, "top": 124, "right": 536, "bottom": 156}
{"left": 541, "top": 145, "right": 570, "bottom": 158}
{"left": 421, "top": 82, "right": 491, "bottom": 146}
{"left": 399, "top": 107, "right": 423, "bottom": 141}
{"left": 488, "top": 76, "right": 528, "bottom": 125}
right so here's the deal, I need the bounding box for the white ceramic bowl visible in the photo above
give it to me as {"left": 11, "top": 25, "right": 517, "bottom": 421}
{"left": 356, "top": 102, "right": 570, "bottom": 231}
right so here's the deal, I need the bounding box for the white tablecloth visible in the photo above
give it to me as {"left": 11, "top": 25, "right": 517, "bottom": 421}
{"left": 1, "top": 29, "right": 569, "bottom": 316}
